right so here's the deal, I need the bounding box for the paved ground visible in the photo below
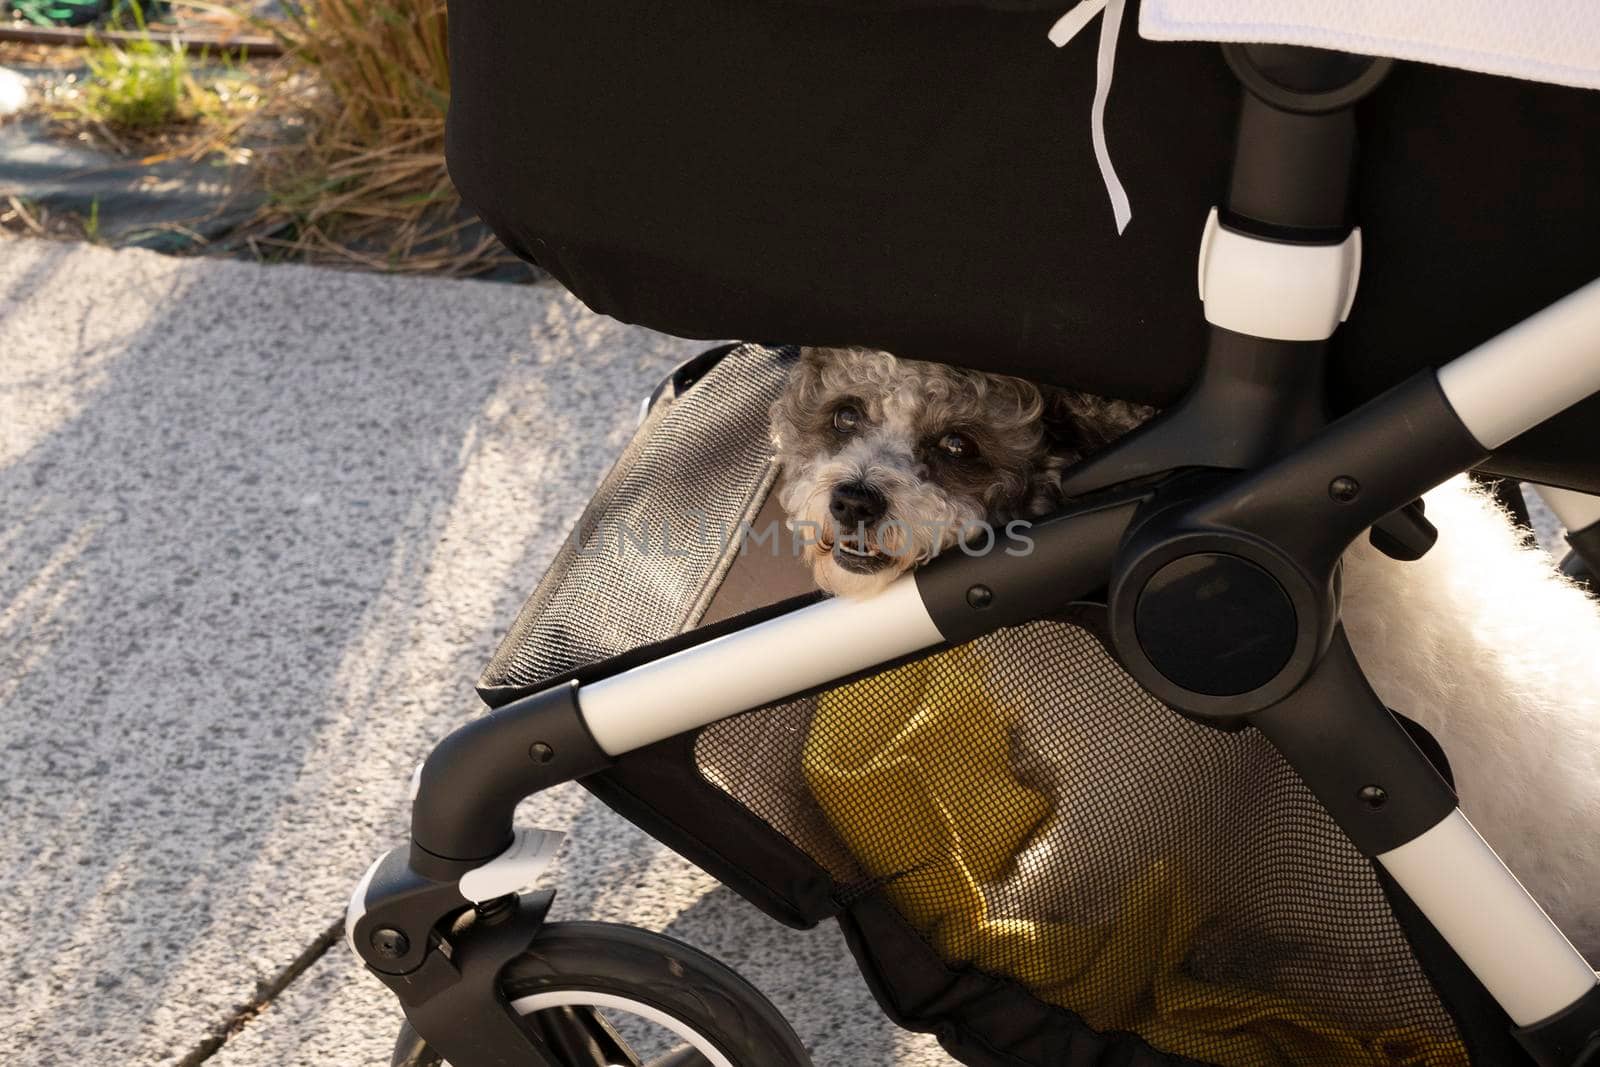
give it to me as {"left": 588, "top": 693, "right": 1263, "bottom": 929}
{"left": 0, "top": 239, "right": 950, "bottom": 1066}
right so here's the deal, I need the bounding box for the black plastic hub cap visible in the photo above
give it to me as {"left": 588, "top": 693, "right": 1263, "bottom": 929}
{"left": 1134, "top": 553, "right": 1298, "bottom": 696}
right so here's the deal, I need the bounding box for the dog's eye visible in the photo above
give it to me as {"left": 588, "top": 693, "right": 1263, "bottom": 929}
{"left": 832, "top": 405, "right": 862, "bottom": 434}
{"left": 938, "top": 431, "right": 976, "bottom": 459}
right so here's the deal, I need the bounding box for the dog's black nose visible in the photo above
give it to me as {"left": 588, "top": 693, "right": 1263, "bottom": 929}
{"left": 830, "top": 482, "right": 887, "bottom": 528}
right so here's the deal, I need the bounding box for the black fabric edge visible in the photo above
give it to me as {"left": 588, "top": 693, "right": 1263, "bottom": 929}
{"left": 838, "top": 895, "right": 1214, "bottom": 1067}
{"left": 579, "top": 741, "right": 840, "bottom": 930}
{"left": 476, "top": 589, "right": 827, "bottom": 708}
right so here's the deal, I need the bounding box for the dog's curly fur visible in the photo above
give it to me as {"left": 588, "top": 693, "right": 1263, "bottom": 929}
{"left": 770, "top": 346, "right": 1150, "bottom": 596}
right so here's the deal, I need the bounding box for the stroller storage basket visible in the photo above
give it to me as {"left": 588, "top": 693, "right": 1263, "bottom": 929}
{"left": 477, "top": 345, "right": 1529, "bottom": 1067}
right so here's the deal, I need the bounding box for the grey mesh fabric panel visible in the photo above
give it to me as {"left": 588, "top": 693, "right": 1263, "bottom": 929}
{"left": 478, "top": 343, "right": 796, "bottom": 692}
{"left": 696, "top": 617, "right": 1467, "bottom": 1067}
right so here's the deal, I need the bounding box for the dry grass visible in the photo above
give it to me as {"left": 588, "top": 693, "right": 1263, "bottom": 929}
{"left": 249, "top": 0, "right": 515, "bottom": 275}
{"left": 2, "top": 194, "right": 95, "bottom": 241}
{"left": 6, "top": 0, "right": 512, "bottom": 274}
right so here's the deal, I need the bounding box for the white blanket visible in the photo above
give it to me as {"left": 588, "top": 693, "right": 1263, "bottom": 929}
{"left": 1140, "top": 0, "right": 1600, "bottom": 91}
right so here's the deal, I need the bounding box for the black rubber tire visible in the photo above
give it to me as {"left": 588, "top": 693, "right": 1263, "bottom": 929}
{"left": 391, "top": 921, "right": 812, "bottom": 1067}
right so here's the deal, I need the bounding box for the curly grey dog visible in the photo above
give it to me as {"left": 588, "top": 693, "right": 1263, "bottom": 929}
{"left": 769, "top": 345, "right": 1151, "bottom": 597}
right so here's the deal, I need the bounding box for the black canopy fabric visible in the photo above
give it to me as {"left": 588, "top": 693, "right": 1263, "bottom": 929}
{"left": 445, "top": 0, "right": 1600, "bottom": 490}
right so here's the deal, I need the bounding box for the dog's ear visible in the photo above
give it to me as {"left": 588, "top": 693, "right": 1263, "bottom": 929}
{"left": 1040, "top": 387, "right": 1155, "bottom": 458}
{"left": 772, "top": 347, "right": 842, "bottom": 452}
{"left": 1023, "top": 388, "right": 1139, "bottom": 515}
{"left": 1039, "top": 387, "right": 1102, "bottom": 458}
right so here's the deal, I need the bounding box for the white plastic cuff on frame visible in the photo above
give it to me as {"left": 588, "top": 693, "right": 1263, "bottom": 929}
{"left": 1197, "top": 208, "right": 1362, "bottom": 342}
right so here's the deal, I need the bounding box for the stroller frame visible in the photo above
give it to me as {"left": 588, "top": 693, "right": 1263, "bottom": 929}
{"left": 349, "top": 45, "right": 1600, "bottom": 1067}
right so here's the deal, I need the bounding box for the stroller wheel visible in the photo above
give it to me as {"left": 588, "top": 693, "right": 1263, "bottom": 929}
{"left": 390, "top": 921, "right": 812, "bottom": 1067}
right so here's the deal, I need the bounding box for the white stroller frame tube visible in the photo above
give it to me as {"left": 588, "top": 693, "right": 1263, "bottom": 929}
{"left": 1436, "top": 275, "right": 1600, "bottom": 451}
{"left": 1379, "top": 810, "right": 1597, "bottom": 1027}
{"left": 577, "top": 577, "right": 943, "bottom": 755}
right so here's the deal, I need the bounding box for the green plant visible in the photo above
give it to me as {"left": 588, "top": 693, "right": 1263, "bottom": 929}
{"left": 48, "top": 1, "right": 261, "bottom": 145}
{"left": 82, "top": 34, "right": 187, "bottom": 128}
{"left": 77, "top": 1, "right": 197, "bottom": 131}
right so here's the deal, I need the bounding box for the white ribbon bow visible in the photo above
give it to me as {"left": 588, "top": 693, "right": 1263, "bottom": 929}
{"left": 1050, "top": 0, "right": 1132, "bottom": 234}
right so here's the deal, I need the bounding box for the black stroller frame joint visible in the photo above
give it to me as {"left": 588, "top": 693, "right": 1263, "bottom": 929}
{"left": 1516, "top": 983, "right": 1600, "bottom": 1067}
{"left": 915, "top": 489, "right": 1145, "bottom": 642}
{"left": 408, "top": 680, "right": 609, "bottom": 868}
{"left": 353, "top": 41, "right": 1600, "bottom": 1067}
{"left": 365, "top": 880, "right": 563, "bottom": 1067}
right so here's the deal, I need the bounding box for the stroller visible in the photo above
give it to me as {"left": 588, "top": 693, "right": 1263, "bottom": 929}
{"left": 347, "top": 2, "right": 1600, "bottom": 1065}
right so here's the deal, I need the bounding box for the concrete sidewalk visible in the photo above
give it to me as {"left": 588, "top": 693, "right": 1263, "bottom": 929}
{"left": 0, "top": 239, "right": 949, "bottom": 1066}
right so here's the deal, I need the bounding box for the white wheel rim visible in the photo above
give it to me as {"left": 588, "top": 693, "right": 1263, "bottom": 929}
{"left": 507, "top": 990, "right": 738, "bottom": 1067}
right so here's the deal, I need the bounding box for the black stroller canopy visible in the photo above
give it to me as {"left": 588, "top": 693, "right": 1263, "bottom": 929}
{"left": 445, "top": 0, "right": 1600, "bottom": 491}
